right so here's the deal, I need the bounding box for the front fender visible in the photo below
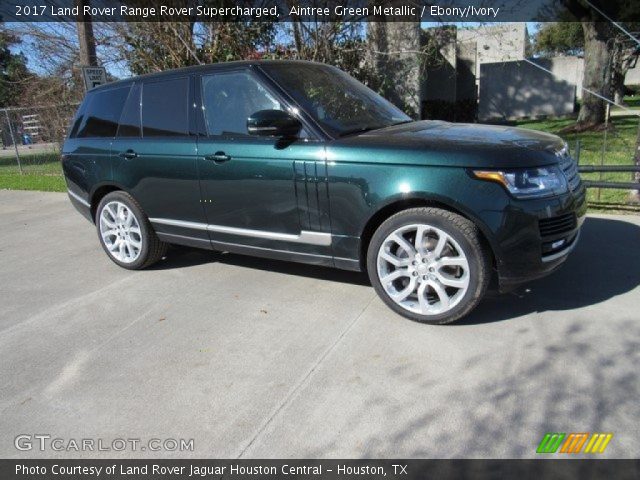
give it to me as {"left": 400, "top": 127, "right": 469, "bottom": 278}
{"left": 327, "top": 162, "right": 507, "bottom": 264}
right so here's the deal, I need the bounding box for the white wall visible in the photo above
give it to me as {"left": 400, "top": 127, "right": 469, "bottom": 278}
{"left": 529, "top": 56, "right": 584, "bottom": 99}
{"left": 479, "top": 60, "right": 576, "bottom": 121}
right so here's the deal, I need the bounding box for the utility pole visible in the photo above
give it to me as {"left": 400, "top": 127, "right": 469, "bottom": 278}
{"left": 75, "top": 0, "right": 98, "bottom": 67}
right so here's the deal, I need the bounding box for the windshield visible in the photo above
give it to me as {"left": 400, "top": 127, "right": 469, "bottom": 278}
{"left": 261, "top": 63, "right": 411, "bottom": 138}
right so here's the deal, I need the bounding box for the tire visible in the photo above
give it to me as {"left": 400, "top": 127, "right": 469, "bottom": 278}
{"left": 366, "top": 207, "right": 491, "bottom": 325}
{"left": 95, "top": 191, "right": 167, "bottom": 270}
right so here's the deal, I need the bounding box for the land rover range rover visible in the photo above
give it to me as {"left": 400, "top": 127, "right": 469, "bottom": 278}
{"left": 63, "top": 60, "right": 585, "bottom": 324}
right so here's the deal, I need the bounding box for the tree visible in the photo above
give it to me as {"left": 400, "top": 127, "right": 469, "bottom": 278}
{"left": 534, "top": 20, "right": 640, "bottom": 107}
{"left": 578, "top": 21, "right": 615, "bottom": 126}
{"left": 559, "top": 0, "right": 614, "bottom": 127}
{"left": 609, "top": 31, "right": 640, "bottom": 104}
{"left": 6, "top": 22, "right": 100, "bottom": 106}
{"left": 110, "top": 22, "right": 200, "bottom": 74}
{"left": 559, "top": 0, "right": 640, "bottom": 128}
{"left": 107, "top": 18, "right": 373, "bottom": 89}
{"left": 368, "top": 21, "right": 423, "bottom": 117}
{"left": 533, "top": 22, "right": 584, "bottom": 56}
{"left": 0, "top": 28, "right": 30, "bottom": 108}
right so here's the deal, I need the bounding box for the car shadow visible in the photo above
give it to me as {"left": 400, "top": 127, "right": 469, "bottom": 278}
{"left": 458, "top": 216, "right": 640, "bottom": 325}
{"left": 151, "top": 216, "right": 639, "bottom": 322}
{"left": 151, "top": 243, "right": 370, "bottom": 286}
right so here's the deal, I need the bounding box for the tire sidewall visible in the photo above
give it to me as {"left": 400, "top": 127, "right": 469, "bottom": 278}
{"left": 95, "top": 191, "right": 153, "bottom": 270}
{"left": 367, "top": 210, "right": 486, "bottom": 324}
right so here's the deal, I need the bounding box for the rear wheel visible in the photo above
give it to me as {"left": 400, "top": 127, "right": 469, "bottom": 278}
{"left": 96, "top": 191, "right": 167, "bottom": 270}
{"left": 367, "top": 207, "right": 491, "bottom": 324}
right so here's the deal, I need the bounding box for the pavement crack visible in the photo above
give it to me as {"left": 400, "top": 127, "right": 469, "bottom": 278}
{"left": 236, "top": 293, "right": 377, "bottom": 458}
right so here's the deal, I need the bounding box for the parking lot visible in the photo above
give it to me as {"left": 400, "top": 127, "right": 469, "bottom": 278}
{"left": 1, "top": 189, "right": 638, "bottom": 458}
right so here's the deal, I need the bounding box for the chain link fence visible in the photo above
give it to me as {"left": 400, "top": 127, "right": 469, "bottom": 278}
{"left": 562, "top": 111, "right": 640, "bottom": 209}
{"left": 0, "top": 103, "right": 78, "bottom": 179}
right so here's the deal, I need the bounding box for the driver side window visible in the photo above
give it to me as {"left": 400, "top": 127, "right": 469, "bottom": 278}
{"left": 201, "top": 71, "right": 283, "bottom": 137}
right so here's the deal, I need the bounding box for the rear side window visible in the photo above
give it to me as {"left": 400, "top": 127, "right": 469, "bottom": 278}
{"left": 76, "top": 86, "right": 130, "bottom": 138}
{"left": 68, "top": 99, "right": 88, "bottom": 138}
{"left": 141, "top": 78, "right": 189, "bottom": 137}
{"left": 117, "top": 84, "right": 141, "bottom": 138}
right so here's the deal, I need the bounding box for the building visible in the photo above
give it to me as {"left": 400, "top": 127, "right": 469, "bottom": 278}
{"left": 421, "top": 23, "right": 530, "bottom": 121}
{"left": 375, "top": 22, "right": 639, "bottom": 122}
{"left": 456, "top": 23, "right": 530, "bottom": 81}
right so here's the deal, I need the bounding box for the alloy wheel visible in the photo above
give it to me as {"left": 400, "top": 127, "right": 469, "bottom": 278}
{"left": 376, "top": 224, "right": 470, "bottom": 315}
{"left": 99, "top": 201, "right": 142, "bottom": 264}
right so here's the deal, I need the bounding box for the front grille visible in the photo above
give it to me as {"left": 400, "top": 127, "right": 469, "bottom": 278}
{"left": 539, "top": 213, "right": 577, "bottom": 237}
{"left": 559, "top": 155, "right": 582, "bottom": 192}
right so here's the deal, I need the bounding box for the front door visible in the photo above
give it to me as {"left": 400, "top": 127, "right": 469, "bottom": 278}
{"left": 196, "top": 69, "right": 332, "bottom": 258}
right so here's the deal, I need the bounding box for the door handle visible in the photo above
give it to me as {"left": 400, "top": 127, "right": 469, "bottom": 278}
{"left": 205, "top": 152, "right": 231, "bottom": 163}
{"left": 119, "top": 150, "right": 138, "bottom": 160}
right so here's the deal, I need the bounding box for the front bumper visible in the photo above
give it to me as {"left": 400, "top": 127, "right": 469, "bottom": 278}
{"left": 493, "top": 184, "right": 587, "bottom": 291}
{"left": 541, "top": 228, "right": 580, "bottom": 263}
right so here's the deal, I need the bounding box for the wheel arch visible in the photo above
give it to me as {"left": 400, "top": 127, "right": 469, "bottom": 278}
{"left": 359, "top": 194, "right": 498, "bottom": 271}
{"left": 89, "top": 183, "right": 128, "bottom": 222}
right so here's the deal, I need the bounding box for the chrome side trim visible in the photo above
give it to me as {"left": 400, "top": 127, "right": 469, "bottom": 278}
{"left": 67, "top": 189, "right": 90, "bottom": 208}
{"left": 208, "top": 224, "right": 332, "bottom": 246}
{"left": 541, "top": 229, "right": 581, "bottom": 263}
{"left": 149, "top": 217, "right": 332, "bottom": 246}
{"left": 149, "top": 218, "right": 208, "bottom": 231}
{"left": 248, "top": 126, "right": 277, "bottom": 133}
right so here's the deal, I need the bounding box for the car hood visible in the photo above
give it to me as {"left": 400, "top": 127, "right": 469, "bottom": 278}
{"left": 330, "top": 120, "right": 566, "bottom": 168}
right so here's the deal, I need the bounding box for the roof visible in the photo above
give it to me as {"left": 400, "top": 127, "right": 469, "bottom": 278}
{"left": 92, "top": 59, "right": 327, "bottom": 91}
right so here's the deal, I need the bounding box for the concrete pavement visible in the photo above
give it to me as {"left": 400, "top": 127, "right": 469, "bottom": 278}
{"left": 0, "top": 190, "right": 638, "bottom": 458}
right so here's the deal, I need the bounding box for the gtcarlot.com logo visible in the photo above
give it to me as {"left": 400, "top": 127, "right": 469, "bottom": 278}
{"left": 14, "top": 434, "right": 194, "bottom": 452}
{"left": 536, "top": 432, "right": 613, "bottom": 454}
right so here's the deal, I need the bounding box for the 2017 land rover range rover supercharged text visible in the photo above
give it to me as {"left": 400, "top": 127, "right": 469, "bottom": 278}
{"left": 62, "top": 60, "right": 586, "bottom": 324}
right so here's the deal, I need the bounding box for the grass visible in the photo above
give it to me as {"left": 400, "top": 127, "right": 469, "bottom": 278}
{"left": 0, "top": 150, "right": 66, "bottom": 192}
{"left": 0, "top": 173, "right": 66, "bottom": 192}
{"left": 622, "top": 94, "right": 640, "bottom": 108}
{"left": 514, "top": 116, "right": 639, "bottom": 210}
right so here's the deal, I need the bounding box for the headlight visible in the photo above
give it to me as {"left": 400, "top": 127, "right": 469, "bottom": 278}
{"left": 473, "top": 166, "right": 568, "bottom": 199}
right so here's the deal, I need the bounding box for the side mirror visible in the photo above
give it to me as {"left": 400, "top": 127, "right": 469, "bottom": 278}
{"left": 247, "top": 110, "right": 302, "bottom": 138}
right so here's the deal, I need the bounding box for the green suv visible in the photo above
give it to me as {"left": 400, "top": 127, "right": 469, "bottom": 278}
{"left": 63, "top": 60, "right": 585, "bottom": 324}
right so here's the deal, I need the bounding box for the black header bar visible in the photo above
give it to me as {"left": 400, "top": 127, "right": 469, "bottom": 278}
{"left": 1, "top": 459, "right": 639, "bottom": 480}
{"left": 2, "top": 0, "right": 640, "bottom": 23}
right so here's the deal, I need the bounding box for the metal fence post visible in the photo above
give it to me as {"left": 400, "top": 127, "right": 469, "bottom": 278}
{"left": 633, "top": 117, "right": 640, "bottom": 202}
{"left": 4, "top": 108, "right": 23, "bottom": 175}
{"left": 597, "top": 104, "right": 611, "bottom": 202}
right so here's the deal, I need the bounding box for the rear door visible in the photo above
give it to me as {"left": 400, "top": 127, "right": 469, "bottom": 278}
{"left": 63, "top": 85, "right": 131, "bottom": 201}
{"left": 112, "top": 76, "right": 208, "bottom": 248}
{"left": 195, "top": 68, "right": 332, "bottom": 257}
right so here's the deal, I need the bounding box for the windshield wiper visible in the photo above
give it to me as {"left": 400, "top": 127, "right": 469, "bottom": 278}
{"left": 339, "top": 120, "right": 413, "bottom": 137}
{"left": 391, "top": 120, "right": 413, "bottom": 126}
{"left": 338, "top": 125, "right": 385, "bottom": 137}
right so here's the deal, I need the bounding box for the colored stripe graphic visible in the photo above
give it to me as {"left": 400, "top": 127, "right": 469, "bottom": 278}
{"left": 537, "top": 433, "right": 613, "bottom": 454}
{"left": 537, "top": 433, "right": 566, "bottom": 453}
{"left": 572, "top": 433, "right": 590, "bottom": 453}
{"left": 560, "top": 433, "right": 589, "bottom": 453}
{"left": 584, "top": 433, "right": 613, "bottom": 453}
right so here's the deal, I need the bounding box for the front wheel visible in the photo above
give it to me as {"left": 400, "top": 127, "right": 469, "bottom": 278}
{"left": 367, "top": 207, "right": 491, "bottom": 324}
{"left": 96, "top": 191, "right": 167, "bottom": 270}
